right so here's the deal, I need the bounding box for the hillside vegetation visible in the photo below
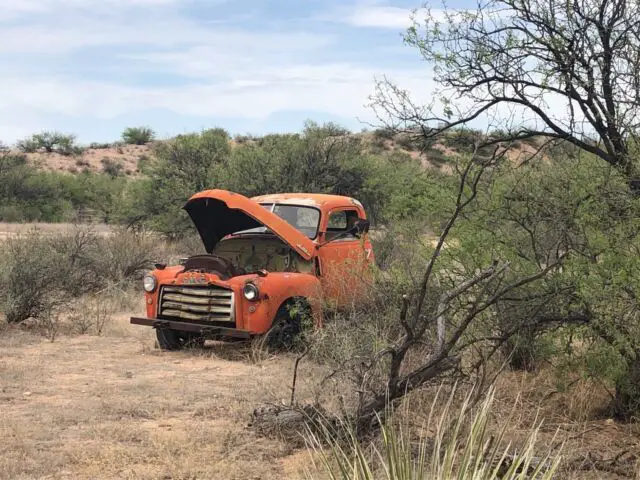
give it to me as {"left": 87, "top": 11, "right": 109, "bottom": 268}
{"left": 0, "top": 123, "right": 540, "bottom": 226}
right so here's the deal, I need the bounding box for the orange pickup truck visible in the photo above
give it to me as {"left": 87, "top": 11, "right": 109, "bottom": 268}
{"left": 130, "top": 189, "right": 374, "bottom": 350}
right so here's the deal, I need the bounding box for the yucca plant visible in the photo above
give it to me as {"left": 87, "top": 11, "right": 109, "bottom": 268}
{"left": 305, "top": 387, "right": 561, "bottom": 480}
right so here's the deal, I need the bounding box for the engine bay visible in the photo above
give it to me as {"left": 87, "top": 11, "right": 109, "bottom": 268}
{"left": 183, "top": 235, "right": 314, "bottom": 277}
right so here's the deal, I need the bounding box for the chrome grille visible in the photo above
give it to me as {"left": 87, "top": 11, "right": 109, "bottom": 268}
{"left": 159, "top": 285, "right": 234, "bottom": 323}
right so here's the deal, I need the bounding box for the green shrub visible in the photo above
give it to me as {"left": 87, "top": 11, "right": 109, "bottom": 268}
{"left": 101, "top": 157, "right": 124, "bottom": 177}
{"left": 16, "top": 137, "right": 38, "bottom": 153}
{"left": 395, "top": 133, "right": 418, "bottom": 151}
{"left": 442, "top": 127, "right": 483, "bottom": 152}
{"left": 373, "top": 127, "right": 396, "bottom": 140}
{"left": 17, "top": 131, "right": 80, "bottom": 156}
{"left": 136, "top": 154, "right": 153, "bottom": 174}
{"left": 122, "top": 126, "right": 155, "bottom": 145}
{"left": 89, "top": 142, "right": 113, "bottom": 149}
{"left": 233, "top": 134, "right": 259, "bottom": 144}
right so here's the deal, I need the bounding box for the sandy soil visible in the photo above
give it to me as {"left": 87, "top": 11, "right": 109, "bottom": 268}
{"left": 0, "top": 313, "right": 319, "bottom": 480}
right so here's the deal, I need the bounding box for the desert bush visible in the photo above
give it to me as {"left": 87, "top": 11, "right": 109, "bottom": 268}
{"left": 68, "top": 304, "right": 93, "bottom": 334}
{"left": 442, "top": 127, "right": 483, "bottom": 152}
{"left": 69, "top": 294, "right": 113, "bottom": 335}
{"left": 89, "top": 142, "right": 113, "bottom": 149}
{"left": 16, "top": 137, "right": 39, "bottom": 153}
{"left": 101, "top": 157, "right": 124, "bottom": 177}
{"left": 0, "top": 227, "right": 161, "bottom": 325}
{"left": 136, "top": 154, "right": 153, "bottom": 174}
{"left": 90, "top": 228, "right": 162, "bottom": 284}
{"left": 17, "top": 131, "right": 80, "bottom": 156}
{"left": 0, "top": 232, "right": 79, "bottom": 324}
{"left": 307, "top": 387, "right": 561, "bottom": 480}
{"left": 122, "top": 126, "right": 155, "bottom": 145}
{"left": 233, "top": 134, "right": 259, "bottom": 144}
{"left": 394, "top": 133, "right": 419, "bottom": 151}
{"left": 373, "top": 127, "right": 396, "bottom": 140}
{"left": 40, "top": 307, "right": 62, "bottom": 342}
{"left": 121, "top": 121, "right": 452, "bottom": 234}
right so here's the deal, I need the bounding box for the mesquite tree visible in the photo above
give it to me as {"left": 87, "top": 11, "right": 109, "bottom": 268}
{"left": 373, "top": 0, "right": 640, "bottom": 175}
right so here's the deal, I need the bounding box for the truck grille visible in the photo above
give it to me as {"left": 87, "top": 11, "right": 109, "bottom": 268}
{"left": 158, "top": 285, "right": 234, "bottom": 323}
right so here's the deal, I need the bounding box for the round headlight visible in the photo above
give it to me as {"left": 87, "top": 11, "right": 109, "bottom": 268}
{"left": 143, "top": 274, "right": 157, "bottom": 293}
{"left": 243, "top": 283, "right": 259, "bottom": 301}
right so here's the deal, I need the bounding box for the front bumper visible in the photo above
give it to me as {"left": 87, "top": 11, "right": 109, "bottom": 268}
{"left": 130, "top": 317, "right": 251, "bottom": 339}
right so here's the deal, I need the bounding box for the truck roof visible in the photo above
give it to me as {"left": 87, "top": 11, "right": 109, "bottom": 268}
{"left": 251, "top": 193, "right": 364, "bottom": 211}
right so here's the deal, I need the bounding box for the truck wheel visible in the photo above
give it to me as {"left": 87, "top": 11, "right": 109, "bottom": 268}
{"left": 156, "top": 329, "right": 204, "bottom": 351}
{"left": 265, "top": 305, "right": 305, "bottom": 351}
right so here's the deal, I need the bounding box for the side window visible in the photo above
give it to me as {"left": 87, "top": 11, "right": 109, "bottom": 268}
{"left": 326, "top": 210, "right": 360, "bottom": 241}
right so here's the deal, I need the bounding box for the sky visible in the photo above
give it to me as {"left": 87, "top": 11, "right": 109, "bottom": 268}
{"left": 0, "top": 0, "right": 450, "bottom": 144}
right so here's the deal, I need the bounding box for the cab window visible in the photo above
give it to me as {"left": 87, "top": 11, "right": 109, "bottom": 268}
{"left": 325, "top": 210, "right": 360, "bottom": 241}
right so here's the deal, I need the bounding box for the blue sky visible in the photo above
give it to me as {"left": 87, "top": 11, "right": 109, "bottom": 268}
{"left": 0, "top": 0, "right": 446, "bottom": 144}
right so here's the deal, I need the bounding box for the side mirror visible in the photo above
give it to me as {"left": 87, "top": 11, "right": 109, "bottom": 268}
{"left": 349, "top": 219, "right": 370, "bottom": 238}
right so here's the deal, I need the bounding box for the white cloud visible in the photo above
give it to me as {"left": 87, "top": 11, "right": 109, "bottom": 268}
{"left": 345, "top": 5, "right": 416, "bottom": 29}
{"left": 0, "top": 0, "right": 440, "bottom": 142}
{"left": 0, "top": 63, "right": 434, "bottom": 124}
{"left": 0, "top": 0, "right": 188, "bottom": 19}
{"left": 338, "top": 5, "right": 483, "bottom": 30}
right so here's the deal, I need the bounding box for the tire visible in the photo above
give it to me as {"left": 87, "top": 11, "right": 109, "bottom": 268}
{"left": 156, "top": 329, "right": 204, "bottom": 351}
{"left": 265, "top": 303, "right": 309, "bottom": 351}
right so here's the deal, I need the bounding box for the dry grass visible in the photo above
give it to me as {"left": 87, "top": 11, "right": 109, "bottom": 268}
{"left": 0, "top": 295, "right": 325, "bottom": 480}
{"left": 0, "top": 222, "right": 113, "bottom": 242}
{"left": 1, "top": 291, "right": 639, "bottom": 479}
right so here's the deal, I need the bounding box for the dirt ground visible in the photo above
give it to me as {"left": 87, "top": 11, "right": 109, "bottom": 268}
{"left": 3, "top": 304, "right": 640, "bottom": 479}
{"left": 0, "top": 310, "right": 320, "bottom": 480}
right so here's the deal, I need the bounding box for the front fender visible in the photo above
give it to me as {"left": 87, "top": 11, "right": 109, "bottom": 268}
{"left": 240, "top": 272, "right": 322, "bottom": 334}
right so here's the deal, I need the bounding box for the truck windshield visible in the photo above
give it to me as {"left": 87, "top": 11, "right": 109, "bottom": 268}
{"left": 233, "top": 204, "right": 321, "bottom": 239}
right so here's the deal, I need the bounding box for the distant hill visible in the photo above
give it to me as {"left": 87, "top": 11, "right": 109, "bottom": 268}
{"left": 10, "top": 129, "right": 545, "bottom": 178}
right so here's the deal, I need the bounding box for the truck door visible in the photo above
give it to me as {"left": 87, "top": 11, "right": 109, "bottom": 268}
{"left": 318, "top": 208, "right": 373, "bottom": 308}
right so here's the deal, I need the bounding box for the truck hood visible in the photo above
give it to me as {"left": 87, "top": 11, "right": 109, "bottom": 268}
{"left": 183, "top": 189, "right": 315, "bottom": 261}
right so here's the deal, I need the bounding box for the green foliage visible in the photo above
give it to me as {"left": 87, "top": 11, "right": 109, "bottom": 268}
{"left": 17, "top": 131, "right": 81, "bottom": 156}
{"left": 442, "top": 127, "right": 483, "bottom": 153}
{"left": 373, "top": 127, "right": 396, "bottom": 140}
{"left": 122, "top": 128, "right": 231, "bottom": 236}
{"left": 122, "top": 122, "right": 446, "bottom": 236}
{"left": 89, "top": 142, "right": 113, "bottom": 149}
{"left": 441, "top": 151, "right": 640, "bottom": 413}
{"left": 0, "top": 153, "right": 127, "bottom": 222}
{"left": 101, "top": 157, "right": 124, "bottom": 177}
{"left": 122, "top": 126, "right": 155, "bottom": 145}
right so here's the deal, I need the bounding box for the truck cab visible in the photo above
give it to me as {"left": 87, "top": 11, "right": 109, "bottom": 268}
{"left": 130, "top": 190, "right": 374, "bottom": 350}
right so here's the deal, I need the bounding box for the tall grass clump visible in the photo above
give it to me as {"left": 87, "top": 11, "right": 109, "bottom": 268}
{"left": 306, "top": 387, "right": 561, "bottom": 480}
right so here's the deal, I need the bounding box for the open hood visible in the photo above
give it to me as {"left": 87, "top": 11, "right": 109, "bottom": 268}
{"left": 183, "top": 189, "right": 315, "bottom": 260}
